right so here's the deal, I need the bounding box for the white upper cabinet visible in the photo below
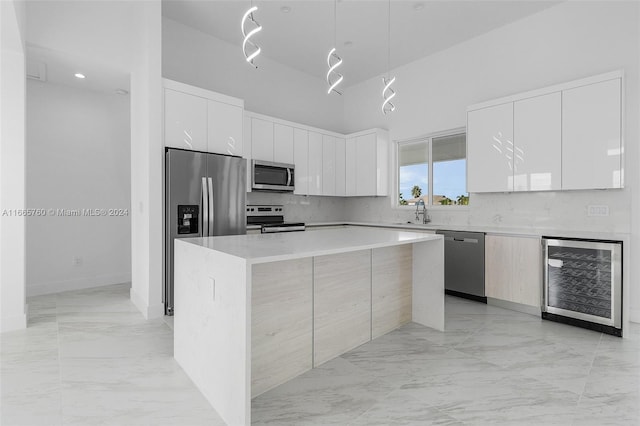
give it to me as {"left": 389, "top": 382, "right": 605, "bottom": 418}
{"left": 467, "top": 71, "right": 623, "bottom": 193}
{"left": 308, "top": 131, "right": 323, "bottom": 196}
{"left": 274, "top": 124, "right": 294, "bottom": 165}
{"left": 293, "top": 128, "right": 309, "bottom": 196}
{"left": 513, "top": 92, "right": 561, "bottom": 191}
{"left": 164, "top": 88, "right": 208, "bottom": 151}
{"left": 207, "top": 100, "right": 243, "bottom": 157}
{"left": 345, "top": 138, "right": 357, "bottom": 196}
{"left": 467, "top": 102, "right": 514, "bottom": 193}
{"left": 322, "top": 135, "right": 336, "bottom": 196}
{"left": 355, "top": 133, "right": 377, "bottom": 196}
{"left": 562, "top": 78, "right": 622, "bottom": 190}
{"left": 251, "top": 118, "right": 274, "bottom": 162}
{"left": 335, "top": 138, "right": 346, "bottom": 197}
{"left": 244, "top": 115, "right": 252, "bottom": 192}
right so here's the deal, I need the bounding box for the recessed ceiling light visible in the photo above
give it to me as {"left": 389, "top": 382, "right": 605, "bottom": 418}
{"left": 343, "top": 41, "right": 353, "bottom": 48}
{"left": 74, "top": 73, "right": 86, "bottom": 79}
{"left": 280, "top": 6, "right": 291, "bottom": 13}
{"left": 115, "top": 89, "right": 129, "bottom": 95}
{"left": 413, "top": 3, "right": 424, "bottom": 11}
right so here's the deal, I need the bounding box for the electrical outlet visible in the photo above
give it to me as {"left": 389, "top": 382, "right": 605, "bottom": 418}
{"left": 587, "top": 205, "right": 609, "bottom": 217}
{"left": 72, "top": 256, "right": 83, "bottom": 266}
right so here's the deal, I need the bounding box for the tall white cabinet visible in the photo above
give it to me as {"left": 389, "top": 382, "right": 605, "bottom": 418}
{"left": 308, "top": 132, "right": 323, "bottom": 196}
{"left": 293, "top": 129, "right": 309, "bottom": 196}
{"left": 322, "top": 136, "right": 336, "bottom": 196}
{"left": 274, "top": 124, "right": 294, "bottom": 165}
{"left": 467, "top": 71, "right": 623, "bottom": 193}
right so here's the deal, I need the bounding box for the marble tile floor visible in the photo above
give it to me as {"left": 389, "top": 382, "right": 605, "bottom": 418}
{"left": 2, "top": 284, "right": 639, "bottom": 426}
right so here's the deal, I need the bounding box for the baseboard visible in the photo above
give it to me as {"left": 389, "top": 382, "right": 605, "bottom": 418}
{"left": 1, "top": 312, "right": 27, "bottom": 333}
{"left": 130, "top": 287, "right": 164, "bottom": 320}
{"left": 630, "top": 308, "right": 640, "bottom": 324}
{"left": 26, "top": 273, "right": 132, "bottom": 297}
{"left": 487, "top": 297, "right": 541, "bottom": 317}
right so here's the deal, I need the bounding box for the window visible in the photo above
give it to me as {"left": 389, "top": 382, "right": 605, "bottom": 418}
{"left": 397, "top": 131, "right": 468, "bottom": 207}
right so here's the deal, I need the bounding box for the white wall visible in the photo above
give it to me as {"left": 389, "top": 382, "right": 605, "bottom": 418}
{"left": 1, "top": 0, "right": 27, "bottom": 332}
{"left": 25, "top": 81, "right": 131, "bottom": 296}
{"left": 130, "top": 0, "right": 164, "bottom": 319}
{"left": 342, "top": 1, "right": 639, "bottom": 317}
{"left": 162, "top": 17, "right": 345, "bottom": 133}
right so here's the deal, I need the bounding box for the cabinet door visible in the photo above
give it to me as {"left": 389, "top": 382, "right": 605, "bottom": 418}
{"left": 251, "top": 118, "right": 274, "bottom": 161}
{"left": 207, "top": 100, "right": 243, "bottom": 156}
{"left": 308, "top": 131, "right": 323, "bottom": 195}
{"left": 274, "top": 124, "right": 294, "bottom": 164}
{"left": 355, "top": 133, "right": 376, "bottom": 196}
{"left": 562, "top": 78, "right": 622, "bottom": 190}
{"left": 345, "top": 137, "right": 357, "bottom": 196}
{"left": 513, "top": 92, "right": 561, "bottom": 191}
{"left": 485, "top": 235, "right": 541, "bottom": 308}
{"left": 322, "top": 135, "right": 336, "bottom": 196}
{"left": 244, "top": 116, "right": 252, "bottom": 192}
{"left": 467, "top": 103, "right": 514, "bottom": 193}
{"left": 164, "top": 89, "right": 207, "bottom": 151}
{"left": 293, "top": 128, "right": 309, "bottom": 196}
{"left": 335, "top": 138, "right": 346, "bottom": 196}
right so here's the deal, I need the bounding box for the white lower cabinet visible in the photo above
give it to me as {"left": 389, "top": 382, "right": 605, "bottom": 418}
{"left": 485, "top": 234, "right": 541, "bottom": 308}
{"left": 308, "top": 131, "right": 323, "bottom": 195}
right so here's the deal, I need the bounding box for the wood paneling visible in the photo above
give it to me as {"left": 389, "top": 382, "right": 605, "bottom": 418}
{"left": 313, "top": 250, "right": 371, "bottom": 366}
{"left": 485, "top": 235, "right": 541, "bottom": 308}
{"left": 372, "top": 245, "right": 413, "bottom": 339}
{"left": 251, "top": 258, "right": 313, "bottom": 397}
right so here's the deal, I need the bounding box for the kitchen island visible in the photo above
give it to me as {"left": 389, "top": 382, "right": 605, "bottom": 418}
{"left": 173, "top": 227, "right": 444, "bottom": 426}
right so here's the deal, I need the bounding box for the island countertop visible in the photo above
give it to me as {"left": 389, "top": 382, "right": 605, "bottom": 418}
{"left": 181, "top": 227, "right": 442, "bottom": 264}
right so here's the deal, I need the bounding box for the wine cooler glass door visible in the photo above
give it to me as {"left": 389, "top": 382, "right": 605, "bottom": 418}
{"left": 544, "top": 239, "right": 621, "bottom": 329}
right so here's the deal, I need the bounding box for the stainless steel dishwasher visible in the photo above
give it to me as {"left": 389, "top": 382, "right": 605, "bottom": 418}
{"left": 436, "top": 230, "right": 486, "bottom": 302}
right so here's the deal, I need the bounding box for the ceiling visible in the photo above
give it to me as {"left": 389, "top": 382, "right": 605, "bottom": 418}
{"left": 25, "top": 0, "right": 134, "bottom": 94}
{"left": 162, "top": 0, "right": 561, "bottom": 88}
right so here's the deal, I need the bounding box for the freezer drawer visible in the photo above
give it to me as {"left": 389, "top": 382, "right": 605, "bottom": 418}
{"left": 436, "top": 230, "right": 485, "bottom": 301}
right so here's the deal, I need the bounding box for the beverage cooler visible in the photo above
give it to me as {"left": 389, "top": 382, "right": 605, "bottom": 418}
{"left": 542, "top": 238, "right": 622, "bottom": 336}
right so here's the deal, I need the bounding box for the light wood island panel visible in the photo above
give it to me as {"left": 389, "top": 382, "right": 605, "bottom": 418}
{"left": 313, "top": 250, "right": 371, "bottom": 366}
{"left": 372, "top": 245, "right": 413, "bottom": 339}
{"left": 251, "top": 258, "right": 313, "bottom": 397}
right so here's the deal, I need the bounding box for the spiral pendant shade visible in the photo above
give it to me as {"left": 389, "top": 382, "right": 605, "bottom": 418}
{"left": 241, "top": 6, "right": 262, "bottom": 68}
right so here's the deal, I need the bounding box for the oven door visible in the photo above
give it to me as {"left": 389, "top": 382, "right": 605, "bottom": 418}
{"left": 543, "top": 238, "right": 622, "bottom": 329}
{"left": 252, "top": 160, "right": 294, "bottom": 192}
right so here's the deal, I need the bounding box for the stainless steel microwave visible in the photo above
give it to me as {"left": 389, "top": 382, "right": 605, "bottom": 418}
{"left": 251, "top": 160, "right": 295, "bottom": 192}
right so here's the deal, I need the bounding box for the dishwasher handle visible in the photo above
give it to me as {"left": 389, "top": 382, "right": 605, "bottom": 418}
{"left": 444, "top": 236, "right": 479, "bottom": 244}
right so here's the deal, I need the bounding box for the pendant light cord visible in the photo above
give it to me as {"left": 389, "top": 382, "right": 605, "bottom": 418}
{"left": 387, "top": 0, "right": 391, "bottom": 79}
{"left": 334, "top": 0, "right": 337, "bottom": 47}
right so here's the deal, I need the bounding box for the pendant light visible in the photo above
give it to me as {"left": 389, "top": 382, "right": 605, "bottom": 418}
{"left": 241, "top": 1, "right": 262, "bottom": 68}
{"left": 326, "top": 0, "right": 343, "bottom": 95}
{"left": 382, "top": 0, "right": 396, "bottom": 114}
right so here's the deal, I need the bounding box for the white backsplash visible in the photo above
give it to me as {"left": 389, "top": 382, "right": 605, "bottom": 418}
{"left": 247, "top": 192, "right": 347, "bottom": 224}
{"left": 342, "top": 189, "right": 631, "bottom": 234}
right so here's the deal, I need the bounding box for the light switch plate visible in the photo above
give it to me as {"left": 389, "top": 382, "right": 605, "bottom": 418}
{"left": 587, "top": 205, "right": 609, "bottom": 217}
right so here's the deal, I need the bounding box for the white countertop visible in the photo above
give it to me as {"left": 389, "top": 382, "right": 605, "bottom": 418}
{"left": 289, "top": 221, "right": 629, "bottom": 241}
{"left": 182, "top": 227, "right": 442, "bottom": 264}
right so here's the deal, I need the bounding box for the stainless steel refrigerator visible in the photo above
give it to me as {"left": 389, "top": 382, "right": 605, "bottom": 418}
{"left": 165, "top": 148, "right": 246, "bottom": 315}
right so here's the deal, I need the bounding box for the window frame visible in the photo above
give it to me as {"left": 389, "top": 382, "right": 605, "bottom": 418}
{"left": 393, "top": 127, "right": 469, "bottom": 210}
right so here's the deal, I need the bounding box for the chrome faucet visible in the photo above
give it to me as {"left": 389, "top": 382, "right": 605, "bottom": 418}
{"left": 415, "top": 199, "right": 430, "bottom": 224}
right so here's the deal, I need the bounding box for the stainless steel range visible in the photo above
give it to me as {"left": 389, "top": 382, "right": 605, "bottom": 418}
{"left": 246, "top": 205, "right": 305, "bottom": 233}
{"left": 542, "top": 237, "right": 622, "bottom": 336}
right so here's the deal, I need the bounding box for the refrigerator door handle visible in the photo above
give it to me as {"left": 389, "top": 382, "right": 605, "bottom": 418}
{"left": 208, "top": 177, "right": 214, "bottom": 236}
{"left": 201, "top": 177, "right": 208, "bottom": 237}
